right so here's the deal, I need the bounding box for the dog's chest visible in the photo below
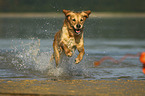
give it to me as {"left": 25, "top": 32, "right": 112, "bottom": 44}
{"left": 61, "top": 28, "right": 76, "bottom": 50}
{"left": 63, "top": 36, "right": 76, "bottom": 49}
{"left": 66, "top": 37, "right": 76, "bottom": 49}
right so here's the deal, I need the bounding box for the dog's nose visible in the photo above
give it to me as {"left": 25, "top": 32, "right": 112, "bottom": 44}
{"left": 76, "top": 24, "right": 81, "bottom": 28}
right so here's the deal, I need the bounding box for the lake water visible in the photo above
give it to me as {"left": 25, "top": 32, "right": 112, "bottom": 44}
{"left": 0, "top": 17, "right": 145, "bottom": 80}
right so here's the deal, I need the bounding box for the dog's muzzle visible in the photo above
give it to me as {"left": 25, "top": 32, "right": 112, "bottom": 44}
{"left": 73, "top": 24, "right": 82, "bottom": 35}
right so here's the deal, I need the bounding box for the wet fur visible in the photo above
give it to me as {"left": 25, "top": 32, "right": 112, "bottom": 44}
{"left": 52, "top": 9, "right": 91, "bottom": 67}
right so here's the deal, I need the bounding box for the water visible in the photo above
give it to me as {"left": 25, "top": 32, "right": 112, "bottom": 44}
{"left": 0, "top": 17, "right": 145, "bottom": 80}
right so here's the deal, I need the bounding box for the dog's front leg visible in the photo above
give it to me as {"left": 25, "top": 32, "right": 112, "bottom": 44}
{"left": 60, "top": 41, "right": 73, "bottom": 57}
{"left": 75, "top": 46, "right": 85, "bottom": 64}
{"left": 53, "top": 45, "right": 60, "bottom": 67}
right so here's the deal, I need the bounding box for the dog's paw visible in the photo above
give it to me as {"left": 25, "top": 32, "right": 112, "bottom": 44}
{"left": 66, "top": 51, "right": 73, "bottom": 57}
{"left": 75, "top": 58, "right": 80, "bottom": 64}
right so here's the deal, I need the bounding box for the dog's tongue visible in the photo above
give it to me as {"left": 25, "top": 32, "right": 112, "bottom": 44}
{"left": 76, "top": 30, "right": 80, "bottom": 33}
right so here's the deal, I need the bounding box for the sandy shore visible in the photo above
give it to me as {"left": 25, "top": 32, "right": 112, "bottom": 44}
{"left": 0, "top": 79, "right": 145, "bottom": 96}
{"left": 0, "top": 12, "right": 145, "bottom": 18}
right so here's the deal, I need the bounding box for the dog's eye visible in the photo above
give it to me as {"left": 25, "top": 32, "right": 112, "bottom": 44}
{"left": 72, "top": 19, "right": 76, "bottom": 21}
{"left": 80, "top": 19, "right": 83, "bottom": 21}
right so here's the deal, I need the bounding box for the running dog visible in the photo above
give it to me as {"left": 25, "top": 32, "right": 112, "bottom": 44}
{"left": 52, "top": 9, "right": 91, "bottom": 67}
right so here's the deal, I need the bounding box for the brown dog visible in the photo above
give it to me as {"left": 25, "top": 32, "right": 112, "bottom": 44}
{"left": 52, "top": 9, "right": 91, "bottom": 67}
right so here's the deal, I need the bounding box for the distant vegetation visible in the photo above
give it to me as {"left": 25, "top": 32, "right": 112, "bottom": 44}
{"left": 0, "top": 0, "right": 145, "bottom": 12}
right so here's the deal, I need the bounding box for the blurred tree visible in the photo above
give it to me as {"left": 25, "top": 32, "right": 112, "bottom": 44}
{"left": 0, "top": 0, "right": 145, "bottom": 12}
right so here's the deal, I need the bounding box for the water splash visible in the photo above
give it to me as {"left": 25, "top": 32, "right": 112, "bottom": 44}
{"left": 12, "top": 38, "right": 42, "bottom": 71}
{"left": 11, "top": 38, "right": 90, "bottom": 79}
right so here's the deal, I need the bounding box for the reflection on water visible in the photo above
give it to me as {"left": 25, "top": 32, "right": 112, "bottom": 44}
{"left": 0, "top": 17, "right": 145, "bottom": 80}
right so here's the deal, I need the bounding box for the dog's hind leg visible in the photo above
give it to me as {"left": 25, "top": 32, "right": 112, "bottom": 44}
{"left": 50, "top": 53, "right": 54, "bottom": 63}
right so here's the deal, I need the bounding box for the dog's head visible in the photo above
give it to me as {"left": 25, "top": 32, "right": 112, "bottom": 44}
{"left": 63, "top": 9, "right": 91, "bottom": 35}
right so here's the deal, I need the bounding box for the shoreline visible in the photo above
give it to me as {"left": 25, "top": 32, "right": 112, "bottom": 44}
{"left": 0, "top": 79, "right": 145, "bottom": 96}
{"left": 1, "top": 12, "right": 145, "bottom": 18}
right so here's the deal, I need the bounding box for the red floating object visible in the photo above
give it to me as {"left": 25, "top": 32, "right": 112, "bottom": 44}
{"left": 140, "top": 52, "right": 145, "bottom": 64}
{"left": 94, "top": 61, "right": 100, "bottom": 67}
{"left": 143, "top": 65, "right": 145, "bottom": 74}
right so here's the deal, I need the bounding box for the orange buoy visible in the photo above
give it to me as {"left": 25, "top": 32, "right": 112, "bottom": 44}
{"left": 140, "top": 52, "right": 145, "bottom": 74}
{"left": 143, "top": 65, "right": 145, "bottom": 74}
{"left": 140, "top": 52, "right": 145, "bottom": 64}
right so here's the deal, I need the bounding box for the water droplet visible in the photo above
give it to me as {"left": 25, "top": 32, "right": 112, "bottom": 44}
{"left": 103, "top": 51, "right": 106, "bottom": 53}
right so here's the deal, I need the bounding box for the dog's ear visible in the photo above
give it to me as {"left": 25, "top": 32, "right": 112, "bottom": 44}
{"left": 63, "top": 9, "right": 71, "bottom": 17}
{"left": 83, "top": 10, "right": 91, "bottom": 18}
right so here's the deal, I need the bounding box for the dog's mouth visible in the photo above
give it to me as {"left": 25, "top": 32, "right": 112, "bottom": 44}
{"left": 73, "top": 28, "right": 81, "bottom": 35}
